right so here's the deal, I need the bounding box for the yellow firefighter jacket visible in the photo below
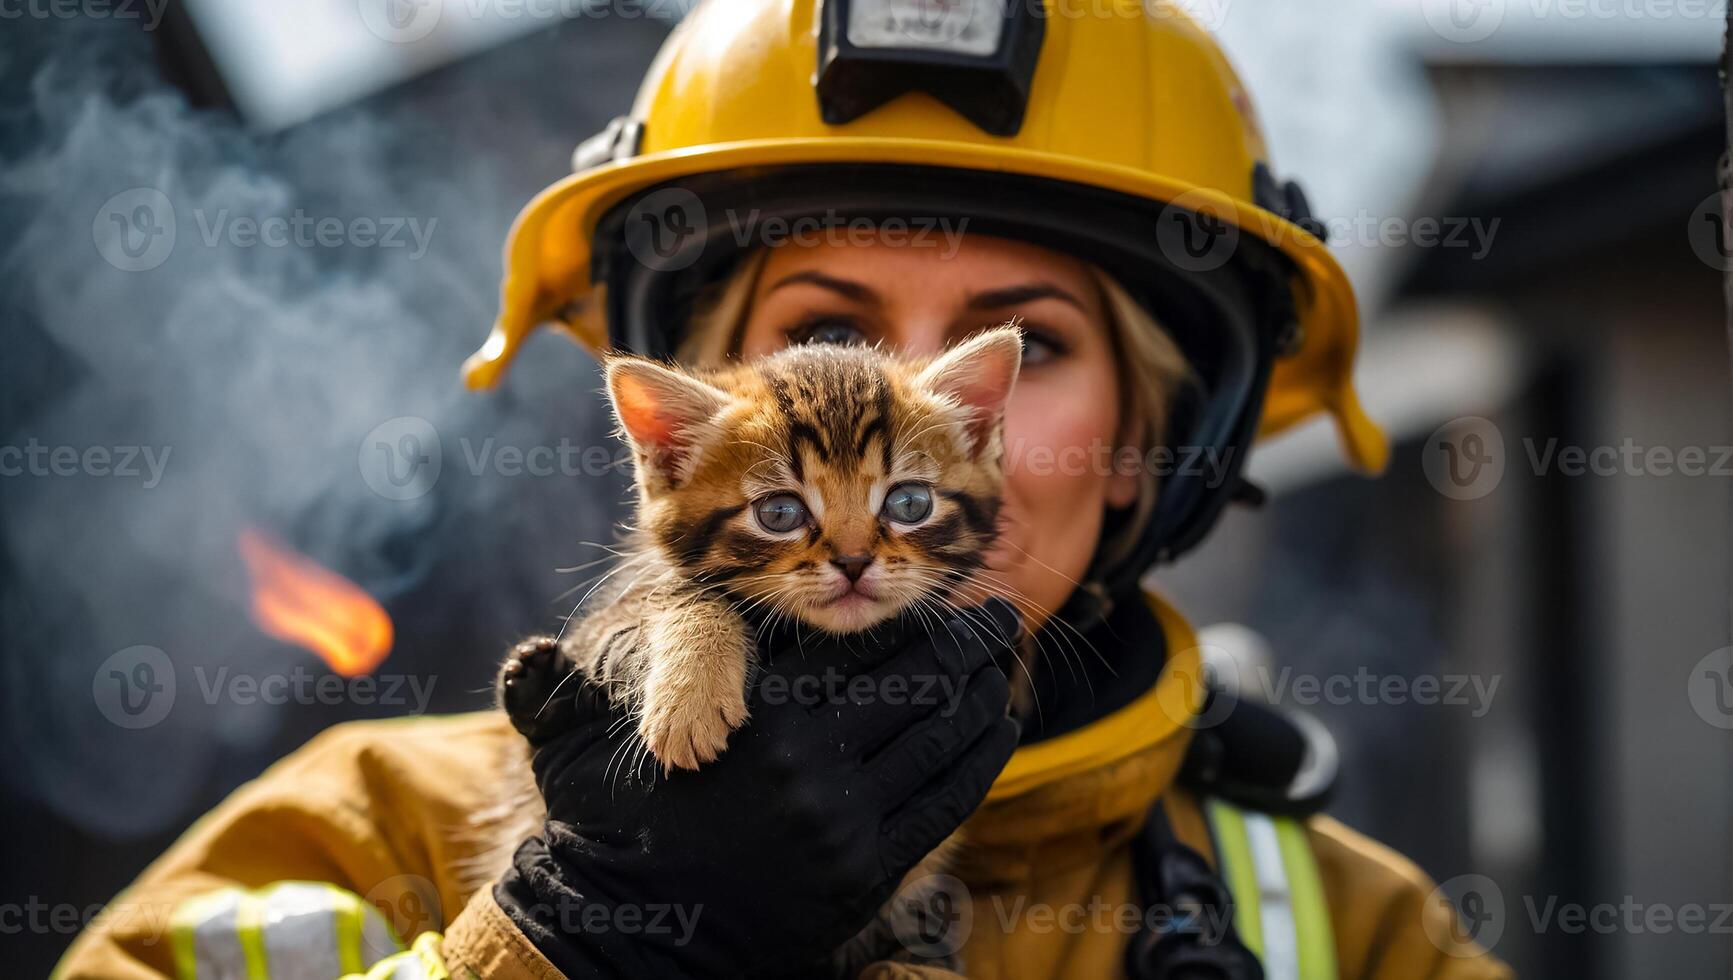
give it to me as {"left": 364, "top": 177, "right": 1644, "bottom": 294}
{"left": 55, "top": 596, "right": 1510, "bottom": 979}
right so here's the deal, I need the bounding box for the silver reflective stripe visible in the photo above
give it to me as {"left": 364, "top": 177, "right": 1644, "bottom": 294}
{"left": 385, "top": 955, "right": 435, "bottom": 980}
{"left": 1244, "top": 812, "right": 1299, "bottom": 980}
{"left": 255, "top": 883, "right": 343, "bottom": 980}
{"left": 173, "top": 882, "right": 405, "bottom": 979}
{"left": 360, "top": 908, "right": 400, "bottom": 966}
{"left": 186, "top": 891, "right": 249, "bottom": 980}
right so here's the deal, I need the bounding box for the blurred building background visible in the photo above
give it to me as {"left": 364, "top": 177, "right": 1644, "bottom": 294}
{"left": 0, "top": 1, "right": 1727, "bottom": 976}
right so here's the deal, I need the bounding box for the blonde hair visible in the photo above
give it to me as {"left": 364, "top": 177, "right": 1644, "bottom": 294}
{"left": 674, "top": 248, "right": 1190, "bottom": 585}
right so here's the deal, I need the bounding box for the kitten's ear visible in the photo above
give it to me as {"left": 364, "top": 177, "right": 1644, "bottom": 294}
{"left": 917, "top": 326, "right": 1023, "bottom": 454}
{"left": 606, "top": 356, "right": 731, "bottom": 485}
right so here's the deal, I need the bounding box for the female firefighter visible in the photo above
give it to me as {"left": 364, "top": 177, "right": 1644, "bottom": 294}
{"left": 59, "top": 1, "right": 1511, "bottom": 978}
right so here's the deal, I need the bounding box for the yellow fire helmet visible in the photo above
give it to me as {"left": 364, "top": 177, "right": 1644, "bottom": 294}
{"left": 466, "top": 0, "right": 1388, "bottom": 579}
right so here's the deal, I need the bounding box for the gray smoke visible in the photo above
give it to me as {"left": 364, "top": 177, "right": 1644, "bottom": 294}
{"left": 0, "top": 16, "right": 668, "bottom": 838}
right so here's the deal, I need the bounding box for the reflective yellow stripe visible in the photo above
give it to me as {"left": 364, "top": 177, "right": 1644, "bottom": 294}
{"left": 1208, "top": 799, "right": 1340, "bottom": 980}
{"left": 1205, "top": 798, "right": 1263, "bottom": 956}
{"left": 170, "top": 897, "right": 205, "bottom": 980}
{"left": 1275, "top": 817, "right": 1339, "bottom": 980}
{"left": 342, "top": 933, "right": 449, "bottom": 980}
{"left": 325, "top": 884, "right": 367, "bottom": 975}
{"left": 233, "top": 893, "right": 269, "bottom": 980}
{"left": 409, "top": 931, "right": 451, "bottom": 979}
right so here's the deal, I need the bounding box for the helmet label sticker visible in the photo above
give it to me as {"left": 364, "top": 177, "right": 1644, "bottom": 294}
{"left": 846, "top": 0, "right": 1006, "bottom": 55}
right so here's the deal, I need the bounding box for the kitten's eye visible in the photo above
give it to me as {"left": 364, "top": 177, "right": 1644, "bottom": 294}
{"left": 881, "top": 483, "right": 933, "bottom": 524}
{"left": 790, "top": 316, "right": 867, "bottom": 348}
{"left": 754, "top": 493, "right": 809, "bottom": 533}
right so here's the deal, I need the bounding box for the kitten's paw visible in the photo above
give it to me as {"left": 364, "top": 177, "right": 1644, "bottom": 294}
{"left": 639, "top": 688, "right": 750, "bottom": 772}
{"left": 498, "top": 636, "right": 577, "bottom": 742}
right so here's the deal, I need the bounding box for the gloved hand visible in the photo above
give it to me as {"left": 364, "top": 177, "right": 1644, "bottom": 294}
{"left": 494, "top": 599, "right": 1022, "bottom": 979}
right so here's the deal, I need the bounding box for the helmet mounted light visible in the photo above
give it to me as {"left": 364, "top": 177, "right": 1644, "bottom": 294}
{"left": 817, "top": 0, "right": 1045, "bottom": 136}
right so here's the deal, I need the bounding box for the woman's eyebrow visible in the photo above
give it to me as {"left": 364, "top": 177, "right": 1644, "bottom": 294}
{"left": 966, "top": 282, "right": 1087, "bottom": 313}
{"left": 765, "top": 270, "right": 879, "bottom": 306}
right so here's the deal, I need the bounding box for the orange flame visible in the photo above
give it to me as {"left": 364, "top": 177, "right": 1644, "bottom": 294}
{"left": 238, "top": 529, "right": 393, "bottom": 677}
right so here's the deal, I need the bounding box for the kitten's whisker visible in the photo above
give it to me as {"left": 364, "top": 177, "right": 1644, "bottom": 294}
{"left": 531, "top": 662, "right": 588, "bottom": 722}
{"left": 910, "top": 593, "right": 1043, "bottom": 726}
{"left": 553, "top": 540, "right": 637, "bottom": 575}
{"left": 960, "top": 570, "right": 1110, "bottom": 700}
{"left": 966, "top": 566, "right": 1113, "bottom": 674}
{"left": 551, "top": 551, "right": 656, "bottom": 605}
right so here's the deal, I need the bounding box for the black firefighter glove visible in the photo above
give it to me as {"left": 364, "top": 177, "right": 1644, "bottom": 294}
{"left": 493, "top": 599, "right": 1023, "bottom": 979}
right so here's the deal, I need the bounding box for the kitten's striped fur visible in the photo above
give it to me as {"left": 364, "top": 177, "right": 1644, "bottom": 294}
{"left": 491, "top": 327, "right": 1021, "bottom": 973}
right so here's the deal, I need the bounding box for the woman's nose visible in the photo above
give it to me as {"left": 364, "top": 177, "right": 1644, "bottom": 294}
{"left": 878, "top": 317, "right": 952, "bottom": 359}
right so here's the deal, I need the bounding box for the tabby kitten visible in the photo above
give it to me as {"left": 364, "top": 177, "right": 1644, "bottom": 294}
{"left": 501, "top": 326, "right": 1020, "bottom": 770}
{"left": 490, "top": 327, "right": 1019, "bottom": 973}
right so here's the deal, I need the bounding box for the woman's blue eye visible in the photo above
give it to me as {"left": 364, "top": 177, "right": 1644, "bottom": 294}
{"left": 792, "top": 317, "right": 867, "bottom": 347}
{"left": 754, "top": 493, "right": 808, "bottom": 533}
{"left": 1019, "top": 329, "right": 1063, "bottom": 366}
{"left": 881, "top": 483, "right": 933, "bottom": 524}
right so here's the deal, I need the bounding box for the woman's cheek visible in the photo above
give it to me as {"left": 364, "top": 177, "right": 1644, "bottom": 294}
{"left": 994, "top": 376, "right": 1120, "bottom": 621}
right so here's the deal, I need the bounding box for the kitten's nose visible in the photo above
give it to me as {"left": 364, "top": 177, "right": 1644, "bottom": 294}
{"left": 831, "top": 554, "right": 872, "bottom": 582}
